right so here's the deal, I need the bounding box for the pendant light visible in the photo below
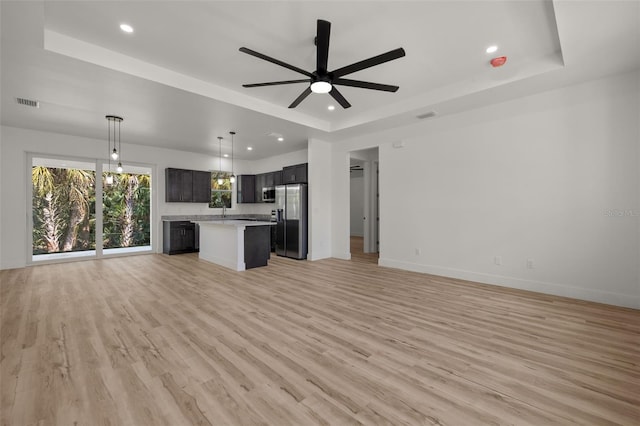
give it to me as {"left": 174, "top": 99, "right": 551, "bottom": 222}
{"left": 229, "top": 131, "right": 236, "bottom": 184}
{"left": 106, "top": 120, "right": 113, "bottom": 185}
{"left": 106, "top": 115, "right": 124, "bottom": 175}
{"left": 217, "top": 136, "right": 224, "bottom": 185}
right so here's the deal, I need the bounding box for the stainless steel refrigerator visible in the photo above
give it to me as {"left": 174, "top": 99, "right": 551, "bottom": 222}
{"left": 275, "top": 184, "right": 308, "bottom": 260}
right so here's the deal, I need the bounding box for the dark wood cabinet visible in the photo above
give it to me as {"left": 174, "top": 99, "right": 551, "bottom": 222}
{"left": 273, "top": 170, "right": 283, "bottom": 186}
{"left": 254, "top": 173, "right": 266, "bottom": 202}
{"left": 263, "top": 171, "right": 280, "bottom": 187}
{"left": 236, "top": 174, "right": 256, "bottom": 203}
{"left": 163, "top": 221, "right": 198, "bottom": 254}
{"left": 236, "top": 166, "right": 302, "bottom": 204}
{"left": 165, "top": 168, "right": 211, "bottom": 203}
{"left": 244, "top": 226, "right": 271, "bottom": 269}
{"left": 166, "top": 168, "right": 192, "bottom": 202}
{"left": 192, "top": 170, "right": 212, "bottom": 203}
{"left": 282, "top": 163, "right": 308, "bottom": 183}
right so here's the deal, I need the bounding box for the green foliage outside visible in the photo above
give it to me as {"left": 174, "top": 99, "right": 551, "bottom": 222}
{"left": 210, "top": 173, "right": 232, "bottom": 208}
{"left": 32, "top": 166, "right": 150, "bottom": 255}
{"left": 103, "top": 172, "right": 151, "bottom": 249}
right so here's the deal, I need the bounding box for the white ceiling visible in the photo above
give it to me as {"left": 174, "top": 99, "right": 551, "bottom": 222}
{"left": 1, "top": 1, "right": 639, "bottom": 160}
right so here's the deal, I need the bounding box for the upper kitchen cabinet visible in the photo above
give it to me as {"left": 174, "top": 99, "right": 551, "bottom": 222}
{"left": 165, "top": 168, "right": 211, "bottom": 203}
{"left": 263, "top": 171, "right": 282, "bottom": 187}
{"left": 192, "top": 170, "right": 213, "bottom": 203}
{"left": 273, "top": 170, "right": 283, "bottom": 186}
{"left": 236, "top": 174, "right": 256, "bottom": 203}
{"left": 254, "top": 173, "right": 266, "bottom": 202}
{"left": 282, "top": 163, "right": 308, "bottom": 184}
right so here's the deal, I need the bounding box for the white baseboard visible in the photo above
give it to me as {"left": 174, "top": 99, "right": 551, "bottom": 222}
{"left": 378, "top": 258, "right": 639, "bottom": 309}
{"left": 332, "top": 251, "right": 351, "bottom": 260}
{"left": 308, "top": 250, "right": 332, "bottom": 261}
{"left": 1, "top": 259, "right": 26, "bottom": 270}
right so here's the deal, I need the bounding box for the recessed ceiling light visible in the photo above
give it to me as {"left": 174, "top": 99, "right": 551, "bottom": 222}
{"left": 277, "top": 137, "right": 284, "bottom": 142}
{"left": 223, "top": 154, "right": 229, "bottom": 158}
{"left": 247, "top": 147, "right": 253, "bottom": 151}
{"left": 486, "top": 45, "right": 498, "bottom": 54}
{"left": 120, "top": 24, "right": 134, "bottom": 33}
{"left": 327, "top": 105, "right": 335, "bottom": 111}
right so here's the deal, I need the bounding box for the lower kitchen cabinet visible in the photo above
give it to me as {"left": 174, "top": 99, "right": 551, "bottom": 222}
{"left": 163, "top": 221, "right": 199, "bottom": 254}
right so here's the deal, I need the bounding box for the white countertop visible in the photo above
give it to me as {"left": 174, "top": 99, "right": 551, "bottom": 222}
{"left": 193, "top": 220, "right": 275, "bottom": 227}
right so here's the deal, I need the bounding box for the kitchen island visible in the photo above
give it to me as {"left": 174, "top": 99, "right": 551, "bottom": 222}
{"left": 193, "top": 220, "right": 274, "bottom": 271}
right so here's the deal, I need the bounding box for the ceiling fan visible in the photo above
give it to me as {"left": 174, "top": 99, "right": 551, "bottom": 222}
{"left": 239, "top": 19, "right": 406, "bottom": 109}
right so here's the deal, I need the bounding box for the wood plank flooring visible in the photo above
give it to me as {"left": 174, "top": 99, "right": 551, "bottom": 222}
{"left": 1, "top": 253, "right": 639, "bottom": 425}
{"left": 349, "top": 237, "right": 379, "bottom": 264}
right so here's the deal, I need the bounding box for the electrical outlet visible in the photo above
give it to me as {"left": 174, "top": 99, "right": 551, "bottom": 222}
{"left": 494, "top": 256, "right": 502, "bottom": 266}
{"left": 527, "top": 259, "right": 534, "bottom": 269}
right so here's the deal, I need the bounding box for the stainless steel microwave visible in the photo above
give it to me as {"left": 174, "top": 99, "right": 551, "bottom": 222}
{"left": 262, "top": 187, "right": 275, "bottom": 202}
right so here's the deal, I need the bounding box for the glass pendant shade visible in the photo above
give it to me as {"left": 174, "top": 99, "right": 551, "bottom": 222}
{"left": 229, "top": 131, "right": 236, "bottom": 185}
{"left": 217, "top": 136, "right": 224, "bottom": 186}
{"left": 106, "top": 115, "right": 124, "bottom": 176}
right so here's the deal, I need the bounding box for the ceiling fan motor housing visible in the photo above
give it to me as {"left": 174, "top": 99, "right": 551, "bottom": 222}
{"left": 240, "top": 19, "right": 406, "bottom": 109}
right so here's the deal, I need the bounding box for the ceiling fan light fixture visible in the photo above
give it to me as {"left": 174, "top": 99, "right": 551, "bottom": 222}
{"left": 486, "top": 45, "right": 498, "bottom": 54}
{"left": 310, "top": 81, "right": 332, "bottom": 94}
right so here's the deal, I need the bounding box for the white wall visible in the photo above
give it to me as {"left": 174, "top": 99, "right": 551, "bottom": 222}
{"left": 308, "top": 138, "right": 332, "bottom": 260}
{"left": 350, "top": 170, "right": 364, "bottom": 237}
{"left": 0, "top": 126, "right": 252, "bottom": 269}
{"left": 250, "top": 149, "right": 307, "bottom": 175}
{"left": 330, "top": 70, "right": 640, "bottom": 308}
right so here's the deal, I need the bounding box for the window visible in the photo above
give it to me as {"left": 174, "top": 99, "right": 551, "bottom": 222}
{"left": 32, "top": 158, "right": 96, "bottom": 260}
{"left": 102, "top": 166, "right": 151, "bottom": 251}
{"left": 210, "top": 173, "right": 232, "bottom": 208}
{"left": 30, "top": 155, "right": 153, "bottom": 263}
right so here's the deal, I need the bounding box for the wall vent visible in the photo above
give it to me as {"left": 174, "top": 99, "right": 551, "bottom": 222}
{"left": 416, "top": 111, "right": 436, "bottom": 120}
{"left": 17, "top": 97, "right": 40, "bottom": 108}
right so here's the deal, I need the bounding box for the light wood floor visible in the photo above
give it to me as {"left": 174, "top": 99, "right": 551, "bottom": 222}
{"left": 350, "top": 236, "right": 379, "bottom": 264}
{"left": 1, "top": 254, "right": 639, "bottom": 425}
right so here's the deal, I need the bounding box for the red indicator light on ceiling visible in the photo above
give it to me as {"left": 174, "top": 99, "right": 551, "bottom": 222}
{"left": 490, "top": 56, "right": 507, "bottom": 67}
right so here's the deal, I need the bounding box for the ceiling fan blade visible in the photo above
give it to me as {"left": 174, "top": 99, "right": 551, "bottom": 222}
{"left": 333, "top": 78, "right": 399, "bottom": 92}
{"left": 243, "top": 79, "right": 310, "bottom": 88}
{"left": 239, "top": 47, "right": 313, "bottom": 78}
{"left": 329, "top": 86, "right": 351, "bottom": 109}
{"left": 288, "top": 87, "right": 313, "bottom": 108}
{"left": 316, "top": 19, "right": 331, "bottom": 74}
{"left": 331, "top": 47, "right": 406, "bottom": 78}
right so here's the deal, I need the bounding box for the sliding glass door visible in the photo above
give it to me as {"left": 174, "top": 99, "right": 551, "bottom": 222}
{"left": 30, "top": 156, "right": 152, "bottom": 263}
{"left": 102, "top": 164, "right": 151, "bottom": 254}
{"left": 32, "top": 158, "right": 97, "bottom": 261}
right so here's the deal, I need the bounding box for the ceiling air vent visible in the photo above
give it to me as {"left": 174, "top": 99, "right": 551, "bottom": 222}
{"left": 416, "top": 111, "right": 436, "bottom": 120}
{"left": 17, "top": 97, "right": 40, "bottom": 108}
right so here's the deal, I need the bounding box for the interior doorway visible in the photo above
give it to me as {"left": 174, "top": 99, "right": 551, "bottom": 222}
{"left": 349, "top": 148, "right": 379, "bottom": 263}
